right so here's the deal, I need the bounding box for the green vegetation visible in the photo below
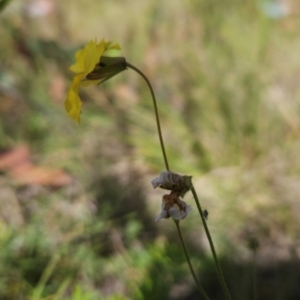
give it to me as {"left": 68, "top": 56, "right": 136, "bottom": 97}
{"left": 1, "top": 0, "right": 300, "bottom": 299}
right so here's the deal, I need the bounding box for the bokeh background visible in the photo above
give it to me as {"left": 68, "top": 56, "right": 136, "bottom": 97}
{"left": 1, "top": 0, "right": 300, "bottom": 299}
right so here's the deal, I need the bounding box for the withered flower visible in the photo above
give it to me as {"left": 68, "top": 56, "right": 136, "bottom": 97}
{"left": 156, "top": 191, "right": 192, "bottom": 221}
{"left": 151, "top": 171, "right": 192, "bottom": 197}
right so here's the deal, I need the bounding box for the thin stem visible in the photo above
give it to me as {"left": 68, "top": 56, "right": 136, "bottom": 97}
{"left": 126, "top": 62, "right": 169, "bottom": 171}
{"left": 175, "top": 220, "right": 211, "bottom": 300}
{"left": 191, "top": 184, "right": 233, "bottom": 300}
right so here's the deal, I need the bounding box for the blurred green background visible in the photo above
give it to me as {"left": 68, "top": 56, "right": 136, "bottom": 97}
{"left": 1, "top": 0, "right": 300, "bottom": 299}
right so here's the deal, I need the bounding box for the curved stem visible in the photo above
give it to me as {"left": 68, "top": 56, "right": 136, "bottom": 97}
{"left": 126, "top": 62, "right": 169, "bottom": 171}
{"left": 175, "top": 220, "right": 211, "bottom": 300}
{"left": 191, "top": 184, "right": 233, "bottom": 300}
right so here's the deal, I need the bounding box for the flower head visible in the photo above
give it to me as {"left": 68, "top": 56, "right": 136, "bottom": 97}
{"left": 64, "top": 39, "right": 127, "bottom": 123}
{"left": 156, "top": 191, "right": 192, "bottom": 221}
{"left": 151, "top": 171, "right": 192, "bottom": 197}
{"left": 152, "top": 171, "right": 193, "bottom": 221}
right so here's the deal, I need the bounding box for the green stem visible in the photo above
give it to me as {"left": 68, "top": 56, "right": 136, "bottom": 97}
{"left": 126, "top": 62, "right": 169, "bottom": 171}
{"left": 175, "top": 220, "right": 211, "bottom": 300}
{"left": 191, "top": 184, "right": 233, "bottom": 300}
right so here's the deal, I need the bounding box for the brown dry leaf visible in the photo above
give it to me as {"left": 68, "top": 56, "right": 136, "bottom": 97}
{"left": 0, "top": 146, "right": 30, "bottom": 170}
{"left": 11, "top": 166, "right": 72, "bottom": 187}
{"left": 0, "top": 145, "right": 72, "bottom": 187}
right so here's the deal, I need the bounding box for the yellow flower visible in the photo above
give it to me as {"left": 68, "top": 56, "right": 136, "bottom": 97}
{"left": 64, "top": 39, "right": 127, "bottom": 123}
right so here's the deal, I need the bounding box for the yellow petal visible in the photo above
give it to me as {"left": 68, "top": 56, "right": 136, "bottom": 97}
{"left": 104, "top": 40, "right": 121, "bottom": 51}
{"left": 64, "top": 75, "right": 83, "bottom": 123}
{"left": 70, "top": 40, "right": 105, "bottom": 75}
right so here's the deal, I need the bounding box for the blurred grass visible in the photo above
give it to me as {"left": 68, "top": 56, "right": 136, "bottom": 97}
{"left": 1, "top": 0, "right": 300, "bottom": 299}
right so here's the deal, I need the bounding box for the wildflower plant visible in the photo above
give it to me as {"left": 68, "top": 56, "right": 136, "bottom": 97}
{"left": 64, "top": 39, "right": 233, "bottom": 300}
